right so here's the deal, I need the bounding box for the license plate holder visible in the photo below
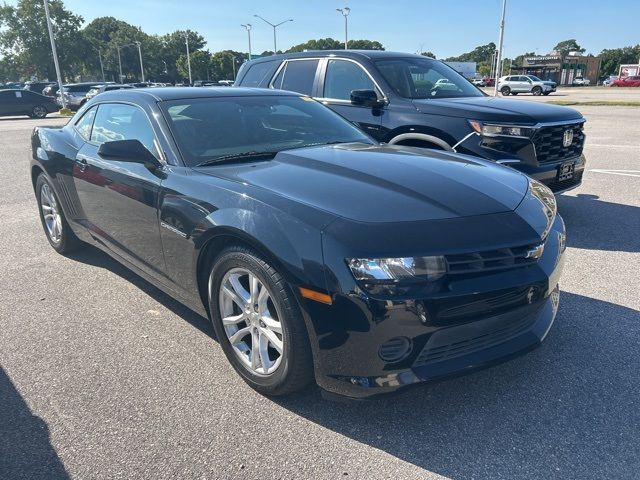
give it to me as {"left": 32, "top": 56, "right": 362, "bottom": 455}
{"left": 557, "top": 162, "right": 575, "bottom": 181}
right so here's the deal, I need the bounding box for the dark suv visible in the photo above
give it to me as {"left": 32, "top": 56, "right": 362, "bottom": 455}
{"left": 235, "top": 51, "right": 586, "bottom": 192}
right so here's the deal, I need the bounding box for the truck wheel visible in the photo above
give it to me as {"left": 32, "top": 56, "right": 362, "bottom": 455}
{"left": 500, "top": 86, "right": 511, "bottom": 96}
{"left": 532, "top": 86, "right": 542, "bottom": 96}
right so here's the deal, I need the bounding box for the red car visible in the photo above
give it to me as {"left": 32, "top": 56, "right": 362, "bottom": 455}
{"left": 610, "top": 76, "right": 640, "bottom": 87}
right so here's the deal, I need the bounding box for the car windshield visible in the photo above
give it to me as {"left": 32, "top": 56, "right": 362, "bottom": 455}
{"left": 374, "top": 57, "right": 483, "bottom": 99}
{"left": 160, "top": 95, "right": 373, "bottom": 167}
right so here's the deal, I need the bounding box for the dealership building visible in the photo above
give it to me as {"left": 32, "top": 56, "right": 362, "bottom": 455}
{"left": 516, "top": 53, "right": 602, "bottom": 85}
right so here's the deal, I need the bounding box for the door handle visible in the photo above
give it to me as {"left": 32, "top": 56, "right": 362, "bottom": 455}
{"left": 76, "top": 158, "right": 88, "bottom": 173}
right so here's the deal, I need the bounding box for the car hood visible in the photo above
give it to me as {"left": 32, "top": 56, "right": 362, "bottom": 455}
{"left": 412, "top": 96, "right": 583, "bottom": 123}
{"left": 199, "top": 143, "right": 529, "bottom": 223}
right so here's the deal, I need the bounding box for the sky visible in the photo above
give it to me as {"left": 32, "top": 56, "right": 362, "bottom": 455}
{"left": 16, "top": 0, "right": 640, "bottom": 58}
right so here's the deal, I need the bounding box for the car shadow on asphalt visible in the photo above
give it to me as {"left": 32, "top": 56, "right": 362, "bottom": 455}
{"left": 558, "top": 193, "right": 640, "bottom": 253}
{"left": 0, "top": 367, "right": 70, "bottom": 480}
{"left": 272, "top": 292, "right": 640, "bottom": 479}
{"left": 67, "top": 246, "right": 216, "bottom": 341}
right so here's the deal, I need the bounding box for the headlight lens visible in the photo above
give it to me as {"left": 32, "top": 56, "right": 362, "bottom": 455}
{"left": 468, "top": 121, "right": 532, "bottom": 137}
{"left": 528, "top": 179, "right": 557, "bottom": 239}
{"left": 347, "top": 256, "right": 446, "bottom": 283}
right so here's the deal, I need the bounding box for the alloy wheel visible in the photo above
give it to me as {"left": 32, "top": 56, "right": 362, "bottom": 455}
{"left": 40, "top": 183, "right": 62, "bottom": 243}
{"left": 219, "top": 268, "right": 284, "bottom": 375}
{"left": 32, "top": 105, "right": 47, "bottom": 118}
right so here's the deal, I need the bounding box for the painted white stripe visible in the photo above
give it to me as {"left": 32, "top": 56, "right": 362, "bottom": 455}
{"left": 589, "top": 169, "right": 640, "bottom": 178}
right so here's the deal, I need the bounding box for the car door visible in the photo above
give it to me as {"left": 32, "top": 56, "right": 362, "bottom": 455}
{"left": 316, "top": 58, "right": 384, "bottom": 140}
{"left": 0, "top": 90, "right": 16, "bottom": 116}
{"left": 73, "top": 102, "right": 165, "bottom": 275}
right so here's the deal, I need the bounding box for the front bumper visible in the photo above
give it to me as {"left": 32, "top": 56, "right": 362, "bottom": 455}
{"left": 310, "top": 217, "right": 566, "bottom": 399}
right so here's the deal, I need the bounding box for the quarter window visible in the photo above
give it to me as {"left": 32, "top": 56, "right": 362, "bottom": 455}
{"left": 271, "top": 59, "right": 319, "bottom": 95}
{"left": 323, "top": 59, "right": 377, "bottom": 101}
{"left": 240, "top": 60, "right": 280, "bottom": 88}
{"left": 90, "top": 103, "right": 157, "bottom": 155}
{"left": 74, "top": 106, "right": 97, "bottom": 141}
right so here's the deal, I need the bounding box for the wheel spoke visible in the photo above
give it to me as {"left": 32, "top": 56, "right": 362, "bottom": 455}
{"left": 257, "top": 284, "right": 269, "bottom": 313}
{"left": 261, "top": 314, "right": 282, "bottom": 334}
{"left": 222, "top": 313, "right": 245, "bottom": 326}
{"left": 250, "top": 274, "right": 260, "bottom": 305}
{"left": 229, "top": 274, "right": 250, "bottom": 304}
{"left": 250, "top": 329, "right": 260, "bottom": 369}
{"left": 258, "top": 332, "right": 272, "bottom": 371}
{"left": 223, "top": 285, "right": 247, "bottom": 310}
{"left": 42, "top": 204, "right": 53, "bottom": 213}
{"left": 260, "top": 326, "right": 283, "bottom": 353}
{"left": 228, "top": 326, "right": 251, "bottom": 345}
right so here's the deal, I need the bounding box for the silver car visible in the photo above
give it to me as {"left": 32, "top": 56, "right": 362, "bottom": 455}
{"left": 56, "top": 82, "right": 105, "bottom": 110}
{"left": 85, "top": 84, "right": 134, "bottom": 101}
{"left": 497, "top": 75, "right": 556, "bottom": 96}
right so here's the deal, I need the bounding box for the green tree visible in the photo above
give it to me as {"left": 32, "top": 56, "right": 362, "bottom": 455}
{"left": 446, "top": 43, "right": 496, "bottom": 63}
{"left": 160, "top": 30, "right": 206, "bottom": 82}
{"left": 286, "top": 38, "right": 384, "bottom": 52}
{"left": 209, "top": 50, "right": 245, "bottom": 81}
{"left": 420, "top": 51, "right": 436, "bottom": 59}
{"left": 348, "top": 39, "right": 384, "bottom": 50}
{"left": 553, "top": 39, "right": 585, "bottom": 57}
{"left": 176, "top": 49, "right": 211, "bottom": 81}
{"left": 0, "top": 0, "right": 83, "bottom": 81}
{"left": 598, "top": 45, "right": 640, "bottom": 76}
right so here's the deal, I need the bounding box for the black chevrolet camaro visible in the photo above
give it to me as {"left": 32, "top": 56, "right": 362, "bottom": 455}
{"left": 31, "top": 88, "right": 565, "bottom": 399}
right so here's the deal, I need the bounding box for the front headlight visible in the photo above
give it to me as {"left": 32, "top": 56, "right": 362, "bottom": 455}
{"left": 468, "top": 120, "right": 533, "bottom": 138}
{"left": 528, "top": 179, "right": 557, "bottom": 239}
{"left": 346, "top": 256, "right": 446, "bottom": 283}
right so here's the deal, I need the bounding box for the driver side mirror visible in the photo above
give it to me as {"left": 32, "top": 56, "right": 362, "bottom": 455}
{"left": 98, "top": 139, "right": 162, "bottom": 170}
{"left": 350, "top": 89, "right": 384, "bottom": 108}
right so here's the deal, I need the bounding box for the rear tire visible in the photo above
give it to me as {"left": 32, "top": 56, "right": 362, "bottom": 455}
{"left": 208, "top": 246, "right": 314, "bottom": 396}
{"left": 31, "top": 105, "right": 48, "bottom": 119}
{"left": 35, "top": 174, "right": 82, "bottom": 254}
{"left": 532, "top": 86, "right": 542, "bottom": 96}
{"left": 500, "top": 86, "right": 511, "bottom": 96}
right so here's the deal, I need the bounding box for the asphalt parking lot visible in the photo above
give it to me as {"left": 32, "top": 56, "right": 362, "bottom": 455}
{"left": 1, "top": 102, "right": 639, "bottom": 480}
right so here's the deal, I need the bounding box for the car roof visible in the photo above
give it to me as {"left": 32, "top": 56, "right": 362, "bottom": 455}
{"left": 94, "top": 86, "right": 299, "bottom": 102}
{"left": 246, "top": 50, "right": 429, "bottom": 64}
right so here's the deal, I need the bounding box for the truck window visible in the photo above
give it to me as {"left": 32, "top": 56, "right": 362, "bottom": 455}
{"left": 323, "top": 59, "right": 377, "bottom": 101}
{"left": 240, "top": 60, "right": 280, "bottom": 88}
{"left": 271, "top": 59, "right": 319, "bottom": 96}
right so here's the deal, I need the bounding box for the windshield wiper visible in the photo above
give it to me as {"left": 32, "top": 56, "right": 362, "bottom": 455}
{"left": 196, "top": 151, "right": 278, "bottom": 167}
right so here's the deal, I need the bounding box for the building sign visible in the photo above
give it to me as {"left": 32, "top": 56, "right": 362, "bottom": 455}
{"left": 524, "top": 56, "right": 561, "bottom": 66}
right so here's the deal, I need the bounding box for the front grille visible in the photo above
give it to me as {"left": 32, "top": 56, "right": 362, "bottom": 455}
{"left": 445, "top": 243, "right": 540, "bottom": 275}
{"left": 437, "top": 286, "right": 541, "bottom": 320}
{"left": 545, "top": 170, "right": 584, "bottom": 193}
{"left": 413, "top": 312, "right": 537, "bottom": 367}
{"left": 532, "top": 122, "right": 584, "bottom": 163}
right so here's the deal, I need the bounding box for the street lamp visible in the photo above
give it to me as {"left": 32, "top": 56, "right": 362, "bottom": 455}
{"left": 336, "top": 7, "right": 351, "bottom": 50}
{"left": 253, "top": 15, "right": 293, "bottom": 55}
{"left": 494, "top": 0, "right": 507, "bottom": 96}
{"left": 42, "top": 0, "right": 66, "bottom": 109}
{"left": 97, "top": 49, "right": 105, "bottom": 82}
{"left": 135, "top": 41, "right": 145, "bottom": 83}
{"left": 184, "top": 33, "right": 192, "bottom": 85}
{"left": 241, "top": 24, "right": 252, "bottom": 61}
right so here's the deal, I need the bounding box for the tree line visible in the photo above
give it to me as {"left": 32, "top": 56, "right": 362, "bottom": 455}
{"left": 0, "top": 0, "right": 635, "bottom": 83}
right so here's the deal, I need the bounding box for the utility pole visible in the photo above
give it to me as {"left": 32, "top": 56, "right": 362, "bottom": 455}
{"left": 135, "top": 41, "right": 145, "bottom": 82}
{"left": 97, "top": 49, "right": 105, "bottom": 82}
{"left": 185, "top": 33, "right": 192, "bottom": 85}
{"left": 43, "top": 0, "right": 66, "bottom": 109}
{"left": 241, "top": 24, "right": 252, "bottom": 60}
{"left": 116, "top": 44, "right": 123, "bottom": 83}
{"left": 253, "top": 15, "right": 293, "bottom": 54}
{"left": 336, "top": 7, "right": 351, "bottom": 50}
{"left": 493, "top": 0, "right": 507, "bottom": 96}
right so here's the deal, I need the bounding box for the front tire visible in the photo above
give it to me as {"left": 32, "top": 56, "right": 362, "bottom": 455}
{"left": 532, "top": 86, "right": 542, "bottom": 96}
{"left": 500, "top": 86, "right": 511, "bottom": 96}
{"left": 31, "top": 105, "right": 48, "bottom": 118}
{"left": 35, "top": 174, "right": 82, "bottom": 254}
{"left": 208, "top": 246, "right": 314, "bottom": 396}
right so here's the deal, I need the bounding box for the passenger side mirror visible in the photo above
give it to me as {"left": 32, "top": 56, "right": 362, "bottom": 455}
{"left": 98, "top": 139, "right": 162, "bottom": 170}
{"left": 350, "top": 89, "right": 384, "bottom": 108}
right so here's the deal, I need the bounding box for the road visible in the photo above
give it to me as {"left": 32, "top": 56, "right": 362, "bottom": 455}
{"left": 481, "top": 85, "right": 640, "bottom": 102}
{"left": 1, "top": 107, "right": 639, "bottom": 480}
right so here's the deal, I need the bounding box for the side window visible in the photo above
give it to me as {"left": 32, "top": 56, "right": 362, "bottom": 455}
{"left": 272, "top": 59, "right": 319, "bottom": 95}
{"left": 323, "top": 59, "right": 377, "bottom": 101}
{"left": 74, "top": 106, "right": 97, "bottom": 141}
{"left": 90, "top": 103, "right": 157, "bottom": 155}
{"left": 240, "top": 60, "right": 280, "bottom": 87}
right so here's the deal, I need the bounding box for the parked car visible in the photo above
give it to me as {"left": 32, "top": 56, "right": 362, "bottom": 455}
{"left": 235, "top": 51, "right": 585, "bottom": 193}
{"left": 498, "top": 75, "right": 556, "bottom": 96}
{"left": 602, "top": 75, "right": 618, "bottom": 87}
{"left": 193, "top": 80, "right": 217, "bottom": 87}
{"left": 24, "top": 81, "right": 56, "bottom": 94}
{"left": 31, "top": 87, "right": 565, "bottom": 399}
{"left": 0, "top": 89, "right": 58, "bottom": 118}
{"left": 485, "top": 77, "right": 495, "bottom": 87}
{"left": 2, "top": 82, "right": 24, "bottom": 90}
{"left": 572, "top": 76, "right": 590, "bottom": 86}
{"left": 85, "top": 84, "right": 134, "bottom": 101}
{"left": 609, "top": 76, "right": 640, "bottom": 87}
{"left": 472, "top": 78, "right": 486, "bottom": 87}
{"left": 56, "top": 82, "right": 104, "bottom": 110}
{"left": 42, "top": 83, "right": 60, "bottom": 97}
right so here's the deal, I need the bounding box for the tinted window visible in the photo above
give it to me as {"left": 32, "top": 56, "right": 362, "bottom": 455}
{"left": 74, "top": 107, "right": 97, "bottom": 141}
{"left": 240, "top": 60, "right": 280, "bottom": 88}
{"left": 375, "top": 58, "right": 482, "bottom": 99}
{"left": 91, "top": 103, "right": 156, "bottom": 154}
{"left": 324, "top": 59, "right": 377, "bottom": 100}
{"left": 160, "top": 95, "right": 371, "bottom": 166}
{"left": 272, "top": 60, "right": 319, "bottom": 95}
{"left": 67, "top": 85, "right": 97, "bottom": 93}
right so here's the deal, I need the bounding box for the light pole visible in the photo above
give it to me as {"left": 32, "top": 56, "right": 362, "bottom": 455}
{"left": 97, "top": 49, "right": 105, "bottom": 82}
{"left": 184, "top": 33, "right": 192, "bottom": 85}
{"left": 253, "top": 15, "right": 293, "bottom": 54}
{"left": 494, "top": 0, "right": 507, "bottom": 96}
{"left": 116, "top": 43, "right": 141, "bottom": 83}
{"left": 116, "top": 44, "right": 123, "bottom": 83}
{"left": 336, "top": 7, "right": 350, "bottom": 50}
{"left": 241, "top": 24, "right": 252, "bottom": 60}
{"left": 43, "top": 0, "right": 66, "bottom": 109}
{"left": 135, "top": 41, "right": 145, "bottom": 82}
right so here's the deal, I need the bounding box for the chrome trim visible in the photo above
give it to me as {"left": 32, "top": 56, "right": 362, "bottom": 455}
{"left": 452, "top": 132, "right": 479, "bottom": 152}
